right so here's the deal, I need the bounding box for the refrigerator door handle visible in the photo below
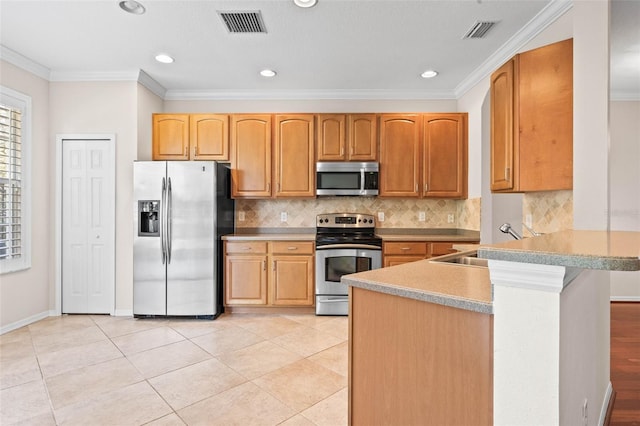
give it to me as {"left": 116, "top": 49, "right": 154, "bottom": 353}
{"left": 161, "top": 177, "right": 167, "bottom": 264}
{"left": 167, "top": 177, "right": 173, "bottom": 264}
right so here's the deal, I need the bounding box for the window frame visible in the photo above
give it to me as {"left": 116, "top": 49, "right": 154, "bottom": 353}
{"left": 0, "top": 86, "right": 32, "bottom": 274}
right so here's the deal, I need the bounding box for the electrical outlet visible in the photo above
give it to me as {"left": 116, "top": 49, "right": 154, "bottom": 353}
{"left": 447, "top": 214, "right": 454, "bottom": 224}
{"left": 378, "top": 212, "right": 385, "bottom": 222}
{"left": 418, "top": 211, "right": 426, "bottom": 222}
{"left": 525, "top": 214, "right": 533, "bottom": 228}
{"left": 238, "top": 211, "right": 245, "bottom": 222}
{"left": 280, "top": 212, "right": 288, "bottom": 222}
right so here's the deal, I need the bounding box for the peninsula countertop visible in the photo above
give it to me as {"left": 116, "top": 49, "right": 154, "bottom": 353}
{"left": 478, "top": 230, "right": 640, "bottom": 271}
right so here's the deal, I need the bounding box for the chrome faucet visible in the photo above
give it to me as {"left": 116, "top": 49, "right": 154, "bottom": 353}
{"left": 499, "top": 223, "right": 522, "bottom": 240}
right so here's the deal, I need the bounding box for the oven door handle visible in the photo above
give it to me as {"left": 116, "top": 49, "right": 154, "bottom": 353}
{"left": 320, "top": 298, "right": 349, "bottom": 303}
{"left": 316, "top": 244, "right": 382, "bottom": 251}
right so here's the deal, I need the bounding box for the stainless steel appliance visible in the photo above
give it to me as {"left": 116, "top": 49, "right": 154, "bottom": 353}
{"left": 315, "top": 213, "right": 382, "bottom": 315}
{"left": 316, "top": 162, "right": 379, "bottom": 196}
{"left": 133, "top": 161, "right": 234, "bottom": 318}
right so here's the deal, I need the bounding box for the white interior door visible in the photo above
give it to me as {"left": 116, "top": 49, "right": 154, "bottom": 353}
{"left": 62, "top": 139, "right": 115, "bottom": 314}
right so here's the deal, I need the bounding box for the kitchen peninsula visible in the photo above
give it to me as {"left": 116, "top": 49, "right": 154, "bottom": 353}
{"left": 343, "top": 230, "right": 640, "bottom": 426}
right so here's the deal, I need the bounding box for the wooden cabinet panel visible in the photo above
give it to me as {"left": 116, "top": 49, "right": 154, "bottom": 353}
{"left": 224, "top": 240, "right": 315, "bottom": 308}
{"left": 383, "top": 242, "right": 428, "bottom": 256}
{"left": 423, "top": 114, "right": 468, "bottom": 198}
{"left": 270, "top": 255, "right": 314, "bottom": 306}
{"left": 349, "top": 287, "right": 492, "bottom": 425}
{"left": 490, "top": 59, "right": 516, "bottom": 191}
{"left": 230, "top": 115, "right": 272, "bottom": 198}
{"left": 152, "top": 114, "right": 190, "bottom": 160}
{"left": 190, "top": 114, "right": 229, "bottom": 160}
{"left": 274, "top": 115, "right": 315, "bottom": 197}
{"left": 490, "top": 38, "right": 573, "bottom": 192}
{"left": 225, "top": 254, "right": 267, "bottom": 305}
{"left": 379, "top": 114, "right": 422, "bottom": 197}
{"left": 317, "top": 114, "right": 346, "bottom": 161}
{"left": 430, "top": 242, "right": 458, "bottom": 257}
{"left": 348, "top": 114, "right": 377, "bottom": 161}
{"left": 270, "top": 241, "right": 314, "bottom": 255}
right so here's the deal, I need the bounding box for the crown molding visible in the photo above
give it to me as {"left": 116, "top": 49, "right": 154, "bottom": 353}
{"left": 49, "top": 70, "right": 140, "bottom": 82}
{"left": 0, "top": 45, "right": 50, "bottom": 81}
{"left": 454, "top": 0, "right": 573, "bottom": 98}
{"left": 163, "top": 88, "right": 457, "bottom": 101}
{"left": 137, "top": 70, "right": 166, "bottom": 99}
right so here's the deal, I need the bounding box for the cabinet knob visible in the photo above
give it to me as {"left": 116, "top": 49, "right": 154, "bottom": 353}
{"left": 424, "top": 183, "right": 428, "bottom": 192}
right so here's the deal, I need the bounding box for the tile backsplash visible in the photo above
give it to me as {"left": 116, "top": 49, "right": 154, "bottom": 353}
{"left": 236, "top": 197, "right": 482, "bottom": 230}
{"left": 523, "top": 190, "right": 573, "bottom": 235}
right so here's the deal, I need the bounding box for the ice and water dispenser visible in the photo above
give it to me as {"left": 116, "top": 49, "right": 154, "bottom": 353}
{"left": 138, "top": 200, "right": 160, "bottom": 236}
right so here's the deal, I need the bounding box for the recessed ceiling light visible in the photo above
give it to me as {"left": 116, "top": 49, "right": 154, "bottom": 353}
{"left": 155, "top": 54, "right": 174, "bottom": 64}
{"left": 421, "top": 70, "right": 439, "bottom": 79}
{"left": 260, "top": 69, "right": 277, "bottom": 77}
{"left": 293, "top": 0, "right": 317, "bottom": 8}
{"left": 119, "top": 0, "right": 145, "bottom": 15}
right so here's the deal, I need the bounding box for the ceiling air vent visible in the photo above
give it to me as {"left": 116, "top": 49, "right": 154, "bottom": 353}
{"left": 463, "top": 21, "right": 496, "bottom": 39}
{"left": 219, "top": 11, "right": 267, "bottom": 33}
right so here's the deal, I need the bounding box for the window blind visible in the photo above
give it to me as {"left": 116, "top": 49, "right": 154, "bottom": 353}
{"left": 0, "top": 104, "right": 22, "bottom": 260}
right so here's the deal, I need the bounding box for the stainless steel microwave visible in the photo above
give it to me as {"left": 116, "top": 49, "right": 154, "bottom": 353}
{"left": 316, "top": 162, "right": 379, "bottom": 196}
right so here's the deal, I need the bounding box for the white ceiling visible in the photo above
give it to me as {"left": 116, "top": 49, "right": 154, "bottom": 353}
{"left": 0, "top": 0, "right": 637, "bottom": 100}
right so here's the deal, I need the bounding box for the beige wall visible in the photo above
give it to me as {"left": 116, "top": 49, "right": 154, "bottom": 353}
{"left": 137, "top": 84, "right": 163, "bottom": 161}
{"left": 610, "top": 100, "right": 640, "bottom": 299}
{"left": 49, "top": 81, "right": 138, "bottom": 315}
{"left": 0, "top": 61, "right": 51, "bottom": 331}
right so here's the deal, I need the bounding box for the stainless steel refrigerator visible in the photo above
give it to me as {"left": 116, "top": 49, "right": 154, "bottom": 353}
{"left": 133, "top": 161, "right": 234, "bottom": 318}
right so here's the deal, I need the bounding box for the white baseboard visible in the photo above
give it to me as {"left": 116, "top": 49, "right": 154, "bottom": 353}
{"left": 610, "top": 296, "right": 640, "bottom": 302}
{"left": 599, "top": 381, "right": 613, "bottom": 426}
{"left": 114, "top": 309, "right": 133, "bottom": 317}
{"left": 0, "top": 310, "right": 51, "bottom": 335}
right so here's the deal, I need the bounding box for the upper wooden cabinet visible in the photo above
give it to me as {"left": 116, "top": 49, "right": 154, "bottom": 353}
{"left": 230, "top": 115, "right": 272, "bottom": 198}
{"left": 379, "top": 114, "right": 422, "bottom": 197}
{"left": 274, "top": 115, "right": 315, "bottom": 197}
{"left": 423, "top": 113, "right": 468, "bottom": 198}
{"left": 152, "top": 114, "right": 229, "bottom": 161}
{"left": 380, "top": 113, "right": 467, "bottom": 199}
{"left": 153, "top": 114, "right": 190, "bottom": 160}
{"left": 190, "top": 114, "right": 229, "bottom": 160}
{"left": 317, "top": 114, "right": 377, "bottom": 161}
{"left": 490, "top": 38, "right": 573, "bottom": 192}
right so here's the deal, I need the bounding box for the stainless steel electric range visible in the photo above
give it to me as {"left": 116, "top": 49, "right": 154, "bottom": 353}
{"left": 315, "top": 213, "right": 382, "bottom": 315}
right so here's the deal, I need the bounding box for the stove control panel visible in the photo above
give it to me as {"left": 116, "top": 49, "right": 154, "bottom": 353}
{"left": 316, "top": 213, "right": 375, "bottom": 228}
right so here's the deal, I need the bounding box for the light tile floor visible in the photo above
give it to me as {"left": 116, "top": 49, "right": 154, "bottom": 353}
{"left": 0, "top": 313, "right": 349, "bottom": 426}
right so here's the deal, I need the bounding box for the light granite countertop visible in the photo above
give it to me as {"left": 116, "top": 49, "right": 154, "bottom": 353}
{"left": 222, "top": 227, "right": 480, "bottom": 242}
{"left": 342, "top": 251, "right": 492, "bottom": 314}
{"left": 478, "top": 230, "right": 640, "bottom": 271}
{"left": 343, "top": 230, "right": 640, "bottom": 314}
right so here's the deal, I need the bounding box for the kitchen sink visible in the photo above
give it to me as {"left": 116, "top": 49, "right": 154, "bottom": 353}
{"left": 429, "top": 251, "right": 488, "bottom": 268}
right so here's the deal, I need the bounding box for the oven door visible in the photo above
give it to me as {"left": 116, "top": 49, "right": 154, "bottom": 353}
{"left": 315, "top": 246, "right": 382, "bottom": 295}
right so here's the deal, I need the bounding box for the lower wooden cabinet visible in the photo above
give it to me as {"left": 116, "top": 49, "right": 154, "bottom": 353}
{"left": 383, "top": 240, "right": 478, "bottom": 267}
{"left": 224, "top": 240, "right": 314, "bottom": 307}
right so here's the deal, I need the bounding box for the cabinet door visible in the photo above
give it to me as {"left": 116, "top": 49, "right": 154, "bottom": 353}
{"left": 270, "top": 255, "right": 314, "bottom": 306}
{"left": 317, "top": 114, "right": 346, "bottom": 161}
{"left": 383, "top": 256, "right": 424, "bottom": 267}
{"left": 274, "top": 115, "right": 315, "bottom": 197}
{"left": 423, "top": 114, "right": 467, "bottom": 198}
{"left": 225, "top": 255, "right": 268, "bottom": 305}
{"left": 379, "top": 114, "right": 422, "bottom": 197}
{"left": 490, "top": 59, "right": 516, "bottom": 191}
{"left": 190, "top": 114, "right": 229, "bottom": 160}
{"left": 348, "top": 114, "right": 377, "bottom": 161}
{"left": 153, "top": 114, "right": 190, "bottom": 160}
{"left": 230, "top": 115, "right": 272, "bottom": 198}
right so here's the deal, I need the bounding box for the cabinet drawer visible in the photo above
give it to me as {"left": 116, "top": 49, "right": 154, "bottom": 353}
{"left": 430, "top": 242, "right": 457, "bottom": 256}
{"left": 270, "top": 241, "right": 314, "bottom": 255}
{"left": 225, "top": 241, "right": 267, "bottom": 254}
{"left": 383, "top": 242, "right": 428, "bottom": 256}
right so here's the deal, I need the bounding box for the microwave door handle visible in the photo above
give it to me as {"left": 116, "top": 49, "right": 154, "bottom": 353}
{"left": 360, "top": 169, "right": 365, "bottom": 194}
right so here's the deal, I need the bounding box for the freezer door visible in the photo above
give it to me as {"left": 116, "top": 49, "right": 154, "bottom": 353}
{"left": 166, "top": 161, "right": 216, "bottom": 315}
{"left": 133, "top": 161, "right": 167, "bottom": 315}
